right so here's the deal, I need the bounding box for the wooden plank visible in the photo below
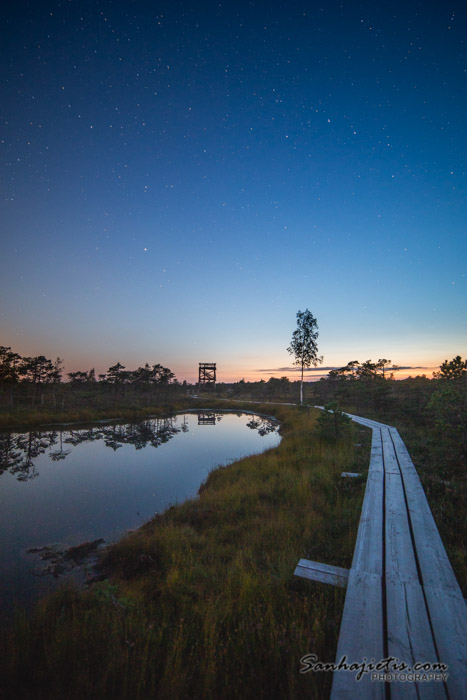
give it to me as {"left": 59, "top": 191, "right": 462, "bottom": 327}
{"left": 323, "top": 413, "right": 464, "bottom": 700}
{"left": 331, "top": 426, "right": 385, "bottom": 697}
{"left": 346, "top": 414, "right": 385, "bottom": 429}
{"left": 330, "top": 569, "right": 385, "bottom": 699}
{"left": 386, "top": 580, "right": 448, "bottom": 700}
{"left": 294, "top": 559, "right": 349, "bottom": 588}
{"left": 423, "top": 585, "right": 467, "bottom": 700}
{"left": 384, "top": 432, "right": 449, "bottom": 700}
{"left": 385, "top": 470, "right": 419, "bottom": 583}
{"left": 390, "top": 429, "right": 466, "bottom": 698}
{"left": 354, "top": 417, "right": 387, "bottom": 430}
{"left": 400, "top": 473, "right": 464, "bottom": 595}
{"left": 315, "top": 407, "right": 382, "bottom": 430}
{"left": 381, "top": 427, "right": 400, "bottom": 474}
{"left": 341, "top": 472, "right": 361, "bottom": 478}
{"left": 389, "top": 428, "right": 463, "bottom": 594}
{"left": 369, "top": 429, "right": 384, "bottom": 472}
{"left": 351, "top": 470, "right": 384, "bottom": 575}
{"left": 388, "top": 427, "right": 418, "bottom": 478}
{"left": 349, "top": 426, "right": 383, "bottom": 575}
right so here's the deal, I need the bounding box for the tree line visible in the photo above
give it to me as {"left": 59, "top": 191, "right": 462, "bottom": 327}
{"left": 68, "top": 362, "right": 176, "bottom": 387}
{"left": 0, "top": 347, "right": 62, "bottom": 387}
{"left": 0, "top": 346, "right": 180, "bottom": 409}
{"left": 1, "top": 333, "right": 465, "bottom": 465}
{"left": 0, "top": 346, "right": 177, "bottom": 388}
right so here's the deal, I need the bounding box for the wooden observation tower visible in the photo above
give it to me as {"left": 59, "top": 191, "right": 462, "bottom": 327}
{"left": 198, "top": 363, "right": 216, "bottom": 392}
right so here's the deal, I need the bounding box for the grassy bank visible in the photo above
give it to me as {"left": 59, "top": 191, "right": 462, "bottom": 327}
{"left": 0, "top": 398, "right": 194, "bottom": 430}
{"left": 0, "top": 403, "right": 370, "bottom": 699}
{"left": 0, "top": 393, "right": 286, "bottom": 429}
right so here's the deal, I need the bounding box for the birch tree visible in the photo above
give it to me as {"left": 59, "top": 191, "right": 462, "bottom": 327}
{"left": 287, "top": 309, "right": 322, "bottom": 404}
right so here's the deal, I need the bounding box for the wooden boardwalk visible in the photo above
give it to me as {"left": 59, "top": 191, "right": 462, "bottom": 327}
{"left": 295, "top": 412, "right": 466, "bottom": 699}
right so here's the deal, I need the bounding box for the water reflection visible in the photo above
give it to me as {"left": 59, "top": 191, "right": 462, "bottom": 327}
{"left": 196, "top": 412, "right": 278, "bottom": 436}
{"left": 245, "top": 417, "right": 278, "bottom": 436}
{"left": 0, "top": 418, "right": 180, "bottom": 480}
{"left": 197, "top": 412, "right": 217, "bottom": 425}
{"left": 0, "top": 412, "right": 280, "bottom": 615}
{"left": 0, "top": 414, "right": 278, "bottom": 481}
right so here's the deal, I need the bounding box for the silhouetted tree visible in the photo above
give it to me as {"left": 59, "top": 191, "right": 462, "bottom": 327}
{"left": 20, "top": 355, "right": 59, "bottom": 405}
{"left": 67, "top": 368, "right": 95, "bottom": 385}
{"left": 375, "top": 359, "right": 392, "bottom": 379}
{"left": 107, "top": 362, "right": 127, "bottom": 384}
{"left": 149, "top": 363, "right": 175, "bottom": 385}
{"left": 287, "top": 309, "right": 322, "bottom": 404}
{"left": 0, "top": 346, "right": 22, "bottom": 406}
{"left": 133, "top": 363, "right": 153, "bottom": 384}
{"left": 433, "top": 355, "right": 467, "bottom": 380}
{"left": 67, "top": 371, "right": 89, "bottom": 384}
{"left": 0, "top": 346, "right": 22, "bottom": 387}
{"left": 357, "top": 360, "right": 378, "bottom": 379}
{"left": 328, "top": 360, "right": 360, "bottom": 380}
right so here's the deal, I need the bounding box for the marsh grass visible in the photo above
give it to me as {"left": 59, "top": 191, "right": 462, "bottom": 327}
{"left": 0, "top": 396, "right": 241, "bottom": 430}
{"left": 0, "top": 403, "right": 182, "bottom": 430}
{"left": 0, "top": 404, "right": 371, "bottom": 699}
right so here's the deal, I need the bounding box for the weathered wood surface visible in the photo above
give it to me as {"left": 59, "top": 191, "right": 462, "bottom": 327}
{"left": 423, "top": 585, "right": 467, "bottom": 699}
{"left": 331, "top": 569, "right": 385, "bottom": 700}
{"left": 294, "top": 559, "right": 349, "bottom": 588}
{"left": 386, "top": 579, "right": 447, "bottom": 700}
{"left": 305, "top": 410, "right": 466, "bottom": 700}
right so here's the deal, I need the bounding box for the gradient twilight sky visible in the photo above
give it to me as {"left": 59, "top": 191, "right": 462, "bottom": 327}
{"left": 1, "top": 0, "right": 466, "bottom": 383}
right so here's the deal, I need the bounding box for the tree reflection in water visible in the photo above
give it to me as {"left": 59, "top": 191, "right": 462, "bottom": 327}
{"left": 196, "top": 411, "right": 278, "bottom": 437}
{"left": 0, "top": 414, "right": 279, "bottom": 482}
{"left": 245, "top": 417, "right": 278, "bottom": 436}
{"left": 0, "top": 431, "right": 53, "bottom": 481}
{"left": 0, "top": 417, "right": 180, "bottom": 481}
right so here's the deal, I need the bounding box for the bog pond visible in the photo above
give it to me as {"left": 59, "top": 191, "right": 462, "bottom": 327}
{"left": 0, "top": 411, "right": 280, "bottom": 616}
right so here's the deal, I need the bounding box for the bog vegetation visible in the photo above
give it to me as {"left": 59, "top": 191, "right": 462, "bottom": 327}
{"left": 0, "top": 345, "right": 465, "bottom": 698}
{"left": 1, "top": 402, "right": 368, "bottom": 699}
{"left": 0, "top": 345, "right": 186, "bottom": 426}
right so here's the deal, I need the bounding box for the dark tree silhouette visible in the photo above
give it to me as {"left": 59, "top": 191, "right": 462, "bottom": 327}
{"left": 287, "top": 309, "right": 323, "bottom": 404}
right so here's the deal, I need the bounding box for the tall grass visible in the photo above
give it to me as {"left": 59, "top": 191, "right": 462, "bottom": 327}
{"left": 0, "top": 402, "right": 183, "bottom": 429}
{"left": 0, "top": 404, "right": 370, "bottom": 699}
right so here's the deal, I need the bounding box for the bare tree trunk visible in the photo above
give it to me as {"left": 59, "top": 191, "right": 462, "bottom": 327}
{"left": 300, "top": 362, "right": 304, "bottom": 405}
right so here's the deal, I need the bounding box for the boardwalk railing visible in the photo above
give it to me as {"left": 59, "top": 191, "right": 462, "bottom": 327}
{"left": 295, "top": 411, "right": 466, "bottom": 699}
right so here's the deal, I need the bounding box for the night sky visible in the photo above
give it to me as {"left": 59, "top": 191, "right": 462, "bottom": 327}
{"left": 1, "top": 1, "right": 466, "bottom": 382}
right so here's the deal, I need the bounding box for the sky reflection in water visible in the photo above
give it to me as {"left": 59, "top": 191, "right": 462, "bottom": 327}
{"left": 0, "top": 412, "right": 280, "bottom": 615}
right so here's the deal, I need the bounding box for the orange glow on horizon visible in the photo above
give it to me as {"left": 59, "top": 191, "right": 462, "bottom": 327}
{"left": 185, "top": 365, "right": 438, "bottom": 385}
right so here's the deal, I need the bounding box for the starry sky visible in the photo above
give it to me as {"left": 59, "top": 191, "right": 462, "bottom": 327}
{"left": 1, "top": 0, "right": 466, "bottom": 383}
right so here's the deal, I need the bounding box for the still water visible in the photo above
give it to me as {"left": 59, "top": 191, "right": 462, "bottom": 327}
{"left": 0, "top": 411, "right": 280, "bottom": 616}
